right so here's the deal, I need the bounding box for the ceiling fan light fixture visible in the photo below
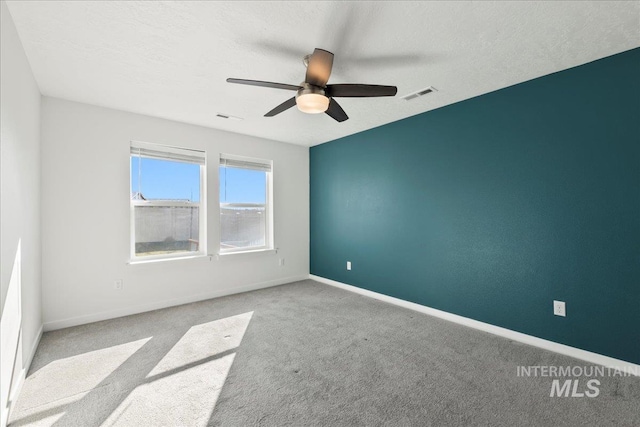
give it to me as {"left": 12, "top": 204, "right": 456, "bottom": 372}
{"left": 296, "top": 92, "right": 329, "bottom": 114}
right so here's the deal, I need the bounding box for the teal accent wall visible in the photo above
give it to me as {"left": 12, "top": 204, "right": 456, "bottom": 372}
{"left": 310, "top": 48, "right": 640, "bottom": 365}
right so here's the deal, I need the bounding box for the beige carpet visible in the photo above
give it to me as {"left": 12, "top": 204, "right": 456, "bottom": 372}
{"left": 8, "top": 280, "right": 640, "bottom": 426}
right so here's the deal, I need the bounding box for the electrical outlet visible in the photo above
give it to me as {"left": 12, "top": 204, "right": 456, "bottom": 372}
{"left": 347, "top": 261, "right": 352, "bottom": 271}
{"left": 553, "top": 300, "right": 566, "bottom": 317}
{"left": 278, "top": 258, "right": 285, "bottom": 267}
{"left": 114, "top": 279, "right": 123, "bottom": 290}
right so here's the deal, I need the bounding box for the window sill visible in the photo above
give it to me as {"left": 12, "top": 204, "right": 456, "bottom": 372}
{"left": 217, "top": 248, "right": 278, "bottom": 259}
{"left": 128, "top": 253, "right": 212, "bottom": 265}
{"left": 127, "top": 248, "right": 278, "bottom": 264}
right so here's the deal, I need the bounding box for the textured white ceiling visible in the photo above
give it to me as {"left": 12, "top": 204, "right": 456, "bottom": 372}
{"left": 5, "top": 1, "right": 640, "bottom": 146}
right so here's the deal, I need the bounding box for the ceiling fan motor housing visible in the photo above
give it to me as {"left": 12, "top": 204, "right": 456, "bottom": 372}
{"left": 297, "top": 82, "right": 326, "bottom": 98}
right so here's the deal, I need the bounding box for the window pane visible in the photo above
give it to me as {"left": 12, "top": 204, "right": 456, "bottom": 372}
{"left": 219, "top": 165, "right": 268, "bottom": 251}
{"left": 131, "top": 157, "right": 200, "bottom": 202}
{"left": 219, "top": 167, "right": 266, "bottom": 204}
{"left": 134, "top": 205, "right": 200, "bottom": 256}
{"left": 131, "top": 150, "right": 203, "bottom": 259}
{"left": 220, "top": 205, "right": 265, "bottom": 250}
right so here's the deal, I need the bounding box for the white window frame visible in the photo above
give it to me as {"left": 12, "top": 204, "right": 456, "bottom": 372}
{"left": 219, "top": 153, "right": 273, "bottom": 254}
{"left": 130, "top": 141, "right": 207, "bottom": 262}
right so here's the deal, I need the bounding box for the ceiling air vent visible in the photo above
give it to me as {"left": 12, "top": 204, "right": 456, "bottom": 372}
{"left": 216, "top": 113, "right": 243, "bottom": 121}
{"left": 402, "top": 86, "right": 437, "bottom": 101}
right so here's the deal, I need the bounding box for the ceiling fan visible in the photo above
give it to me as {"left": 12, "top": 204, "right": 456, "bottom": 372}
{"left": 227, "top": 48, "right": 397, "bottom": 122}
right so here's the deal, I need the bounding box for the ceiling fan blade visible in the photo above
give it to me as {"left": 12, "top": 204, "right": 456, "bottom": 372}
{"left": 227, "top": 78, "right": 301, "bottom": 91}
{"left": 327, "top": 84, "right": 397, "bottom": 97}
{"left": 265, "top": 97, "right": 297, "bottom": 117}
{"left": 325, "top": 98, "right": 348, "bottom": 122}
{"left": 305, "top": 48, "right": 334, "bottom": 87}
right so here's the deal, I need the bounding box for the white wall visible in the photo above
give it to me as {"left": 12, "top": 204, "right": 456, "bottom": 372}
{"left": 0, "top": 2, "right": 42, "bottom": 425}
{"left": 41, "top": 97, "right": 309, "bottom": 329}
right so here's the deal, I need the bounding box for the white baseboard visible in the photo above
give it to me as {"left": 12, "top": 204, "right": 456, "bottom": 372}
{"left": 44, "top": 275, "right": 308, "bottom": 331}
{"left": 6, "top": 324, "right": 43, "bottom": 426}
{"left": 310, "top": 274, "right": 640, "bottom": 377}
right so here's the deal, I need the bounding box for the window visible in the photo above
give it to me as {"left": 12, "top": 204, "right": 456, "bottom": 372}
{"left": 130, "top": 141, "right": 206, "bottom": 260}
{"left": 219, "top": 154, "right": 273, "bottom": 253}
